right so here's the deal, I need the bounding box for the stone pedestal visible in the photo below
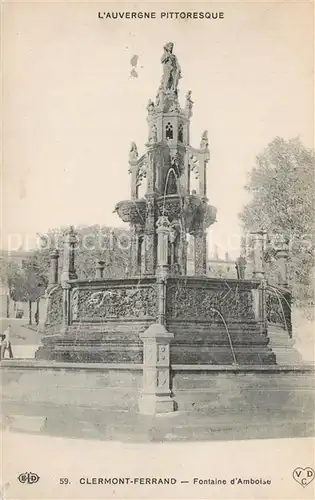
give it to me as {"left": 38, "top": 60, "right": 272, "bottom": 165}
{"left": 138, "top": 324, "right": 175, "bottom": 415}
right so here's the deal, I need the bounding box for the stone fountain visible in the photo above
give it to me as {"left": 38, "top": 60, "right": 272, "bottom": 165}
{"left": 37, "top": 42, "right": 300, "bottom": 390}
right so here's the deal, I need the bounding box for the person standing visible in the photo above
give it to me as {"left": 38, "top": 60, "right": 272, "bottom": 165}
{"left": 0, "top": 324, "right": 14, "bottom": 360}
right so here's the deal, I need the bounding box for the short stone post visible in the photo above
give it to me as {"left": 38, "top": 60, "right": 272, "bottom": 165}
{"left": 48, "top": 249, "right": 59, "bottom": 285}
{"left": 138, "top": 324, "right": 174, "bottom": 415}
{"left": 235, "top": 256, "right": 246, "bottom": 280}
{"left": 95, "top": 260, "right": 105, "bottom": 279}
{"left": 138, "top": 215, "right": 175, "bottom": 414}
{"left": 251, "top": 231, "right": 266, "bottom": 280}
{"left": 275, "top": 244, "right": 289, "bottom": 287}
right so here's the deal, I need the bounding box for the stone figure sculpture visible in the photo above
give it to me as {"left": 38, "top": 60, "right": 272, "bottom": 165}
{"left": 129, "top": 142, "right": 138, "bottom": 161}
{"left": 200, "top": 130, "right": 209, "bottom": 149}
{"left": 147, "top": 99, "right": 155, "bottom": 114}
{"left": 185, "top": 90, "right": 193, "bottom": 117}
{"left": 161, "top": 42, "right": 182, "bottom": 92}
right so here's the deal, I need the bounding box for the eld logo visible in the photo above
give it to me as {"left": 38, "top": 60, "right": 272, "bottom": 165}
{"left": 17, "top": 473, "right": 40, "bottom": 485}
{"left": 293, "top": 467, "right": 315, "bottom": 488}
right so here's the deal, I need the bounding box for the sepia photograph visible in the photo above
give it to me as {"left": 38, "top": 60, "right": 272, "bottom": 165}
{"left": 1, "top": 1, "right": 314, "bottom": 499}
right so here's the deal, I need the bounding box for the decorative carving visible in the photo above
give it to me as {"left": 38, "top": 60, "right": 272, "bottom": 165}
{"left": 200, "top": 130, "right": 209, "bottom": 149}
{"left": 157, "top": 369, "right": 168, "bottom": 387}
{"left": 146, "top": 196, "right": 155, "bottom": 218}
{"left": 157, "top": 197, "right": 182, "bottom": 222}
{"left": 185, "top": 90, "right": 193, "bottom": 117}
{"left": 169, "top": 100, "right": 181, "bottom": 113}
{"left": 161, "top": 42, "right": 181, "bottom": 93}
{"left": 115, "top": 199, "right": 146, "bottom": 224}
{"left": 71, "top": 287, "right": 79, "bottom": 321}
{"left": 149, "top": 125, "right": 158, "bottom": 144}
{"left": 147, "top": 99, "right": 155, "bottom": 115}
{"left": 75, "top": 286, "right": 157, "bottom": 319}
{"left": 46, "top": 287, "right": 63, "bottom": 325}
{"left": 166, "top": 285, "right": 256, "bottom": 322}
{"left": 170, "top": 151, "right": 181, "bottom": 173}
{"left": 136, "top": 160, "right": 147, "bottom": 187}
{"left": 61, "top": 226, "right": 78, "bottom": 282}
{"left": 158, "top": 345, "right": 167, "bottom": 362}
{"left": 129, "top": 142, "right": 138, "bottom": 162}
{"left": 202, "top": 202, "right": 217, "bottom": 228}
{"left": 156, "top": 215, "right": 171, "bottom": 231}
{"left": 189, "top": 155, "right": 199, "bottom": 179}
{"left": 155, "top": 84, "right": 164, "bottom": 109}
{"left": 182, "top": 195, "right": 217, "bottom": 233}
{"left": 235, "top": 257, "right": 247, "bottom": 280}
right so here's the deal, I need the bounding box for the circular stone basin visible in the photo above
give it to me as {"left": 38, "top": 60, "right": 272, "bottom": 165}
{"left": 115, "top": 199, "right": 146, "bottom": 224}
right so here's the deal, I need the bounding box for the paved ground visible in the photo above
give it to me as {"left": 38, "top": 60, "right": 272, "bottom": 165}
{"left": 1, "top": 317, "right": 43, "bottom": 358}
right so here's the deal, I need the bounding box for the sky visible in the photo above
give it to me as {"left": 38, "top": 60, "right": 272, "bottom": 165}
{"left": 2, "top": 1, "right": 314, "bottom": 258}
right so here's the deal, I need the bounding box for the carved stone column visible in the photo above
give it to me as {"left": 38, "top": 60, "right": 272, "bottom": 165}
{"left": 177, "top": 232, "right": 188, "bottom": 275}
{"left": 60, "top": 227, "right": 77, "bottom": 329}
{"left": 156, "top": 216, "right": 170, "bottom": 272}
{"left": 61, "top": 226, "right": 78, "bottom": 284}
{"left": 198, "top": 156, "right": 208, "bottom": 198}
{"left": 138, "top": 323, "right": 175, "bottom": 415}
{"left": 143, "top": 195, "right": 157, "bottom": 275}
{"left": 251, "top": 231, "right": 266, "bottom": 280}
{"left": 193, "top": 229, "right": 207, "bottom": 275}
{"left": 62, "top": 283, "right": 71, "bottom": 327}
{"left": 276, "top": 244, "right": 289, "bottom": 287}
{"left": 128, "top": 225, "right": 140, "bottom": 277}
{"left": 49, "top": 249, "right": 59, "bottom": 285}
{"left": 129, "top": 142, "right": 139, "bottom": 200}
{"left": 156, "top": 215, "right": 170, "bottom": 324}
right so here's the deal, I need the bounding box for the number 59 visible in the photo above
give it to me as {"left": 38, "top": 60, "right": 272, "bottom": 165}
{"left": 59, "top": 478, "right": 70, "bottom": 484}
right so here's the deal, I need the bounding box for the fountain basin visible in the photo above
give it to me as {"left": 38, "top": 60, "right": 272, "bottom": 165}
{"left": 35, "top": 276, "right": 294, "bottom": 366}
{"left": 114, "top": 199, "right": 146, "bottom": 225}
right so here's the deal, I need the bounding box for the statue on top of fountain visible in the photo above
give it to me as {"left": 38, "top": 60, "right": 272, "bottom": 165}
{"left": 161, "top": 42, "right": 182, "bottom": 94}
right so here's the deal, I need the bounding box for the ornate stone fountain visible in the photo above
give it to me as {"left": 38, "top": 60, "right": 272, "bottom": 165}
{"left": 37, "top": 43, "right": 299, "bottom": 383}
{"left": 115, "top": 42, "right": 216, "bottom": 278}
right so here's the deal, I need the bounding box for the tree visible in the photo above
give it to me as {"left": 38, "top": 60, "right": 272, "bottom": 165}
{"left": 0, "top": 225, "right": 130, "bottom": 322}
{"left": 34, "top": 224, "right": 130, "bottom": 282}
{"left": 239, "top": 137, "right": 314, "bottom": 308}
{"left": 0, "top": 255, "right": 47, "bottom": 323}
{"left": 21, "top": 261, "right": 46, "bottom": 324}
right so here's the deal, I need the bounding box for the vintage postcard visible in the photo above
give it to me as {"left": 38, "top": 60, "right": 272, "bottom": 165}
{"left": 1, "top": 1, "right": 314, "bottom": 499}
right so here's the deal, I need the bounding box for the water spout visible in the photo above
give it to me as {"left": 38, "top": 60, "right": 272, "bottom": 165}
{"left": 162, "top": 167, "right": 187, "bottom": 238}
{"left": 210, "top": 307, "right": 237, "bottom": 365}
{"left": 162, "top": 167, "right": 179, "bottom": 215}
{"left": 267, "top": 285, "right": 290, "bottom": 335}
